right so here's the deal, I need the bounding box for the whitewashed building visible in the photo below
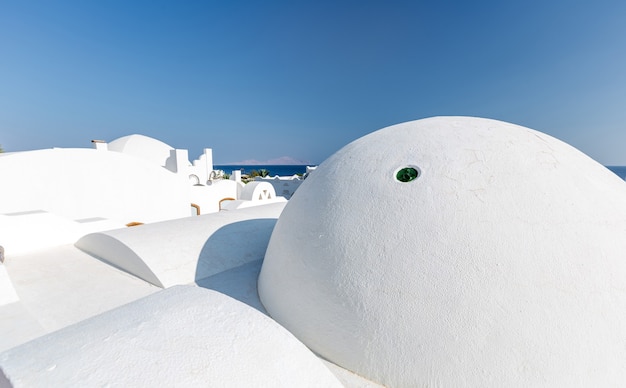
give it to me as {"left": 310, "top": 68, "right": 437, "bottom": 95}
{"left": 3, "top": 118, "right": 626, "bottom": 387}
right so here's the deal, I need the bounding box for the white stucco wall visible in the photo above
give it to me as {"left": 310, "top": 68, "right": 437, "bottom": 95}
{"left": 0, "top": 211, "right": 125, "bottom": 256}
{"left": 259, "top": 117, "right": 626, "bottom": 387}
{"left": 0, "top": 286, "right": 341, "bottom": 387}
{"left": 220, "top": 181, "right": 287, "bottom": 211}
{"left": 190, "top": 148, "right": 214, "bottom": 184}
{"left": 255, "top": 176, "right": 304, "bottom": 199}
{"left": 0, "top": 148, "right": 190, "bottom": 224}
{"left": 107, "top": 134, "right": 174, "bottom": 167}
{"left": 189, "top": 179, "right": 240, "bottom": 214}
{"left": 76, "top": 202, "right": 286, "bottom": 287}
{"left": 0, "top": 264, "right": 19, "bottom": 306}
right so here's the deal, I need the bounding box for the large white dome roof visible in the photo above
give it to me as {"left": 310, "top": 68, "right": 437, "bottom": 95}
{"left": 258, "top": 116, "right": 626, "bottom": 387}
{"left": 108, "top": 134, "right": 174, "bottom": 166}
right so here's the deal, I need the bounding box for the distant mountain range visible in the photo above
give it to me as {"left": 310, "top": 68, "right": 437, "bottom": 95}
{"left": 219, "top": 156, "right": 312, "bottom": 165}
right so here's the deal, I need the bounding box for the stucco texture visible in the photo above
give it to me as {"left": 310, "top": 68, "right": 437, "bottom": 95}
{"left": 0, "top": 286, "right": 342, "bottom": 387}
{"left": 0, "top": 148, "right": 189, "bottom": 224}
{"left": 258, "top": 116, "right": 626, "bottom": 387}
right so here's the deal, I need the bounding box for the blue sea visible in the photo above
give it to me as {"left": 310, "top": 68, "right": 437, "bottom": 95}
{"left": 214, "top": 165, "right": 312, "bottom": 177}
{"left": 215, "top": 165, "right": 626, "bottom": 180}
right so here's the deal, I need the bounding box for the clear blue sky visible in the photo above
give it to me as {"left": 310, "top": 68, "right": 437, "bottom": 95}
{"left": 1, "top": 1, "right": 625, "bottom": 164}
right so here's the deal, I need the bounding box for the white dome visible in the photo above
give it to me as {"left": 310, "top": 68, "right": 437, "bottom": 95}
{"left": 108, "top": 134, "right": 174, "bottom": 166}
{"left": 258, "top": 116, "right": 626, "bottom": 387}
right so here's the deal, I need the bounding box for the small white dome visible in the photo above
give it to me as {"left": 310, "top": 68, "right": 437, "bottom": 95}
{"left": 258, "top": 116, "right": 626, "bottom": 387}
{"left": 108, "top": 134, "right": 174, "bottom": 166}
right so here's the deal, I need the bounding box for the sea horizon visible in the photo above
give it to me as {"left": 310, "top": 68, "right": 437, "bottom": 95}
{"left": 215, "top": 164, "right": 626, "bottom": 180}
{"left": 214, "top": 164, "right": 314, "bottom": 177}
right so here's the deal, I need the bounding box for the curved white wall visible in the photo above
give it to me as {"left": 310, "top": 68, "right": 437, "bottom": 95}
{"left": 259, "top": 117, "right": 626, "bottom": 387}
{"left": 0, "top": 286, "right": 341, "bottom": 387}
{"left": 76, "top": 202, "right": 286, "bottom": 287}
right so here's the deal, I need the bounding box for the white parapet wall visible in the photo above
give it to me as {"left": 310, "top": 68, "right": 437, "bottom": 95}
{"left": 188, "top": 179, "right": 241, "bottom": 214}
{"left": 0, "top": 285, "right": 342, "bottom": 387}
{"left": 190, "top": 148, "right": 214, "bottom": 184}
{"left": 75, "top": 202, "right": 287, "bottom": 288}
{"left": 220, "top": 181, "right": 287, "bottom": 211}
{"left": 0, "top": 148, "right": 190, "bottom": 224}
{"left": 0, "top": 135, "right": 240, "bottom": 229}
{"left": 255, "top": 167, "right": 316, "bottom": 200}
{"left": 0, "top": 211, "right": 125, "bottom": 257}
{"left": 256, "top": 175, "right": 305, "bottom": 199}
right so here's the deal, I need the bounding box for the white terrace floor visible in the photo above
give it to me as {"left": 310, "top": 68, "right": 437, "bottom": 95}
{"left": 0, "top": 204, "right": 380, "bottom": 387}
{"left": 1, "top": 244, "right": 159, "bottom": 352}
